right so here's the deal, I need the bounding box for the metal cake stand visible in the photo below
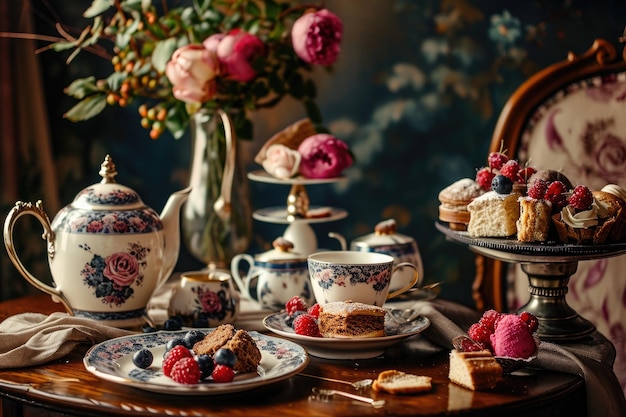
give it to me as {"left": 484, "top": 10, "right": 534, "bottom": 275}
{"left": 436, "top": 222, "right": 626, "bottom": 342}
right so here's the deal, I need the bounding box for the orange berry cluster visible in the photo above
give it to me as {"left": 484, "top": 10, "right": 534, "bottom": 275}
{"left": 139, "top": 104, "right": 168, "bottom": 139}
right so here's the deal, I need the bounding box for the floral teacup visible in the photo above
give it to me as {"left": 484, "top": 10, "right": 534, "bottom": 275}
{"left": 168, "top": 270, "right": 239, "bottom": 327}
{"left": 307, "top": 251, "right": 419, "bottom": 306}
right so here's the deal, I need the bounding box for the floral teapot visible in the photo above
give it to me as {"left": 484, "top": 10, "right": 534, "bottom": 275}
{"left": 3, "top": 155, "right": 191, "bottom": 328}
{"left": 230, "top": 237, "right": 315, "bottom": 311}
{"left": 329, "top": 219, "right": 424, "bottom": 292}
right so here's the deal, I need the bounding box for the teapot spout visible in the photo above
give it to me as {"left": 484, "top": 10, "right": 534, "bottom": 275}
{"left": 159, "top": 186, "right": 192, "bottom": 283}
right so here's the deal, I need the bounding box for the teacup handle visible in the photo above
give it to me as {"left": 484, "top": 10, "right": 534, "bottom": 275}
{"left": 386, "top": 262, "right": 421, "bottom": 300}
{"left": 230, "top": 254, "right": 257, "bottom": 299}
{"left": 3, "top": 201, "right": 73, "bottom": 314}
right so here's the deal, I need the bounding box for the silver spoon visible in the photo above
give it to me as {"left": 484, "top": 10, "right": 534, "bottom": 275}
{"left": 299, "top": 373, "right": 373, "bottom": 389}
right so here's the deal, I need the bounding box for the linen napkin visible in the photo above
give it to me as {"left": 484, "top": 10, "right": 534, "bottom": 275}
{"left": 0, "top": 312, "right": 133, "bottom": 368}
{"left": 386, "top": 298, "right": 626, "bottom": 417}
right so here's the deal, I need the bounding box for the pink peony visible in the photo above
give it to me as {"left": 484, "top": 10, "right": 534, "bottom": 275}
{"left": 165, "top": 44, "right": 219, "bottom": 103}
{"left": 205, "top": 29, "right": 265, "bottom": 82}
{"left": 291, "top": 9, "right": 343, "bottom": 66}
{"left": 262, "top": 144, "right": 301, "bottom": 179}
{"left": 298, "top": 134, "right": 352, "bottom": 179}
{"left": 103, "top": 252, "right": 139, "bottom": 287}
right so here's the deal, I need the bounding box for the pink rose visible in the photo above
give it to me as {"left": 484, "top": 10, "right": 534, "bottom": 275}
{"left": 291, "top": 9, "right": 343, "bottom": 66}
{"left": 262, "top": 144, "right": 301, "bottom": 179}
{"left": 165, "top": 44, "right": 219, "bottom": 103}
{"left": 103, "top": 252, "right": 139, "bottom": 287}
{"left": 298, "top": 134, "right": 353, "bottom": 179}
{"left": 197, "top": 288, "right": 222, "bottom": 314}
{"left": 204, "top": 29, "right": 265, "bottom": 82}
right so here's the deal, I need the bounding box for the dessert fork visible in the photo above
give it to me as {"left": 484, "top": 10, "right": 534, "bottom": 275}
{"left": 299, "top": 373, "right": 373, "bottom": 389}
{"left": 310, "top": 388, "right": 386, "bottom": 408}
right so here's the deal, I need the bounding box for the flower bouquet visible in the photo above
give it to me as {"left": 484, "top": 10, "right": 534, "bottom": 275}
{"left": 47, "top": 0, "right": 343, "bottom": 140}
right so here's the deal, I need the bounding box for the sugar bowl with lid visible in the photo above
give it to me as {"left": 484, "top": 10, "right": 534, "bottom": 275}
{"left": 3, "top": 155, "right": 191, "bottom": 327}
{"left": 230, "top": 237, "right": 315, "bottom": 310}
{"left": 333, "top": 219, "right": 424, "bottom": 292}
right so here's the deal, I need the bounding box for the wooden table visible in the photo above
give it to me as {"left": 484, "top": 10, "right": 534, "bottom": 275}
{"left": 0, "top": 294, "right": 586, "bottom": 417}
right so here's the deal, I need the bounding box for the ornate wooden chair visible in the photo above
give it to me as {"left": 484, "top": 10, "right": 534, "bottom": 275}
{"left": 473, "top": 38, "right": 626, "bottom": 394}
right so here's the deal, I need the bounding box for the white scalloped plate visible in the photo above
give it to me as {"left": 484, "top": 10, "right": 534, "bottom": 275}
{"left": 262, "top": 312, "right": 430, "bottom": 359}
{"left": 84, "top": 330, "right": 308, "bottom": 395}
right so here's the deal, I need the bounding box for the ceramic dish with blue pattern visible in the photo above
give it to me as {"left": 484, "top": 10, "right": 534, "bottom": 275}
{"left": 83, "top": 330, "right": 308, "bottom": 395}
{"left": 262, "top": 312, "right": 430, "bottom": 359}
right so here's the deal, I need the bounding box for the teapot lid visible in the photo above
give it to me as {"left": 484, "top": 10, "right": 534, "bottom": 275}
{"left": 72, "top": 155, "right": 145, "bottom": 210}
{"left": 256, "top": 237, "right": 306, "bottom": 262}
{"left": 351, "top": 219, "right": 415, "bottom": 248}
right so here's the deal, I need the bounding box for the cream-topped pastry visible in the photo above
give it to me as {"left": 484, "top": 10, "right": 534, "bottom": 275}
{"left": 601, "top": 184, "right": 626, "bottom": 202}
{"left": 560, "top": 205, "right": 599, "bottom": 229}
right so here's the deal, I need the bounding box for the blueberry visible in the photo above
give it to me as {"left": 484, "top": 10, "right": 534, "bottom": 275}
{"left": 141, "top": 324, "right": 157, "bottom": 333}
{"left": 491, "top": 174, "right": 513, "bottom": 194}
{"left": 285, "top": 310, "right": 305, "bottom": 327}
{"left": 196, "top": 354, "right": 215, "bottom": 379}
{"left": 165, "top": 338, "right": 186, "bottom": 353}
{"left": 213, "top": 348, "right": 237, "bottom": 368}
{"left": 163, "top": 317, "right": 183, "bottom": 331}
{"left": 183, "top": 330, "right": 205, "bottom": 349}
{"left": 132, "top": 349, "right": 153, "bottom": 369}
{"left": 191, "top": 317, "right": 209, "bottom": 328}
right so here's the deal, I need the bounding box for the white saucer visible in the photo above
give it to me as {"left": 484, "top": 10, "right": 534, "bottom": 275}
{"left": 262, "top": 312, "right": 430, "bottom": 359}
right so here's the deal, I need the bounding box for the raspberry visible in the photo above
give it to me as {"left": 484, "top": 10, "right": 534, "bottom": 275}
{"left": 468, "top": 322, "right": 492, "bottom": 349}
{"left": 212, "top": 364, "right": 235, "bottom": 383}
{"left": 568, "top": 185, "right": 593, "bottom": 210}
{"left": 527, "top": 178, "right": 548, "bottom": 200}
{"left": 517, "top": 166, "right": 536, "bottom": 184}
{"left": 478, "top": 309, "right": 502, "bottom": 332}
{"left": 475, "top": 167, "right": 496, "bottom": 191}
{"left": 169, "top": 357, "right": 201, "bottom": 384}
{"left": 499, "top": 159, "right": 520, "bottom": 182}
{"left": 519, "top": 311, "right": 539, "bottom": 333}
{"left": 307, "top": 303, "right": 321, "bottom": 319}
{"left": 285, "top": 296, "right": 308, "bottom": 316}
{"left": 545, "top": 181, "right": 568, "bottom": 211}
{"left": 488, "top": 151, "right": 509, "bottom": 170}
{"left": 292, "top": 313, "right": 322, "bottom": 337}
{"left": 162, "top": 345, "right": 192, "bottom": 377}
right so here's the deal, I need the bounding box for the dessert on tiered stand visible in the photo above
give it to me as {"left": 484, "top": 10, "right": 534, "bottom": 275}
{"left": 436, "top": 148, "right": 626, "bottom": 341}
{"left": 250, "top": 120, "right": 353, "bottom": 255}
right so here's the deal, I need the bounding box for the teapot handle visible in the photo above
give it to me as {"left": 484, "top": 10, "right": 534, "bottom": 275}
{"left": 3, "top": 201, "right": 73, "bottom": 314}
{"left": 230, "top": 254, "right": 256, "bottom": 299}
{"left": 327, "top": 232, "right": 347, "bottom": 250}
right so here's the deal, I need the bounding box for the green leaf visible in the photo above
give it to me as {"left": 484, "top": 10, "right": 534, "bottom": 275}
{"left": 64, "top": 77, "right": 99, "bottom": 99}
{"left": 120, "top": 0, "right": 145, "bottom": 12}
{"left": 152, "top": 38, "right": 179, "bottom": 73}
{"left": 64, "top": 95, "right": 108, "bottom": 121}
{"left": 116, "top": 18, "right": 141, "bottom": 49}
{"left": 164, "top": 105, "right": 189, "bottom": 139}
{"left": 83, "top": 0, "right": 114, "bottom": 18}
{"left": 106, "top": 72, "right": 127, "bottom": 92}
{"left": 245, "top": 1, "right": 261, "bottom": 18}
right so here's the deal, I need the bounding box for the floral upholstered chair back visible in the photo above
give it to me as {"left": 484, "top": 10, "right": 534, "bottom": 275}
{"left": 476, "top": 38, "right": 626, "bottom": 396}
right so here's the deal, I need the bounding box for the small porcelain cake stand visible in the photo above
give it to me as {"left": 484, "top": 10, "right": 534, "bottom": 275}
{"left": 436, "top": 222, "right": 626, "bottom": 342}
{"left": 248, "top": 171, "right": 347, "bottom": 255}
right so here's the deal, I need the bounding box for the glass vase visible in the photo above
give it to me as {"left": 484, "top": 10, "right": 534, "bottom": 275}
{"left": 182, "top": 109, "right": 253, "bottom": 269}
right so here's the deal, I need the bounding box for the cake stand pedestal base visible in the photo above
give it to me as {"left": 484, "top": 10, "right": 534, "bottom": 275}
{"left": 518, "top": 262, "right": 595, "bottom": 342}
